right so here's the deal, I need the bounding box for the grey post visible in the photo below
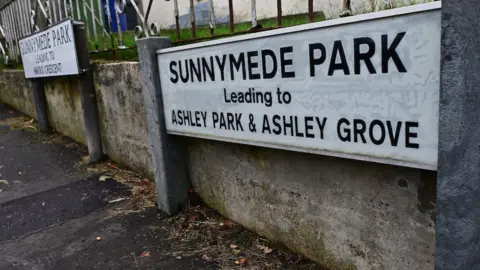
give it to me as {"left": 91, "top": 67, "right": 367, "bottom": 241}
{"left": 74, "top": 22, "right": 104, "bottom": 163}
{"left": 136, "top": 37, "right": 189, "bottom": 215}
{"left": 31, "top": 79, "right": 49, "bottom": 132}
{"left": 436, "top": 0, "right": 480, "bottom": 269}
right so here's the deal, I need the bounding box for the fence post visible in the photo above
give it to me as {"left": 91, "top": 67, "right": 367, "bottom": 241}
{"left": 74, "top": 21, "right": 104, "bottom": 163}
{"left": 31, "top": 79, "right": 49, "bottom": 132}
{"left": 436, "top": 0, "right": 480, "bottom": 269}
{"left": 136, "top": 37, "right": 189, "bottom": 215}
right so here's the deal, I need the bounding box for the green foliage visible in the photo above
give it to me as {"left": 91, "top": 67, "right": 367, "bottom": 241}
{"left": 87, "top": 11, "right": 326, "bottom": 62}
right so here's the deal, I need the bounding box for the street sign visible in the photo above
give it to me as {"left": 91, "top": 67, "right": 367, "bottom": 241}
{"left": 19, "top": 20, "right": 79, "bottom": 79}
{"left": 157, "top": 2, "right": 441, "bottom": 170}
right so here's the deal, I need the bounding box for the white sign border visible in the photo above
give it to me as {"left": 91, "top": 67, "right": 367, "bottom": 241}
{"left": 158, "top": 2, "right": 442, "bottom": 171}
{"left": 19, "top": 19, "right": 80, "bottom": 79}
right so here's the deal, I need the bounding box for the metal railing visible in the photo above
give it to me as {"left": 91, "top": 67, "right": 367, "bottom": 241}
{"left": 0, "top": 0, "right": 417, "bottom": 64}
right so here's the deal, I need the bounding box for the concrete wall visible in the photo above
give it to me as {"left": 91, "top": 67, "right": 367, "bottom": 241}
{"left": 187, "top": 140, "right": 436, "bottom": 269}
{"left": 0, "top": 63, "right": 436, "bottom": 268}
{"left": 93, "top": 63, "right": 153, "bottom": 178}
{"left": 0, "top": 70, "right": 35, "bottom": 117}
{"left": 0, "top": 63, "right": 153, "bottom": 178}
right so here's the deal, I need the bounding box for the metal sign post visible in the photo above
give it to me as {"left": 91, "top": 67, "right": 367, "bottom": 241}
{"left": 19, "top": 20, "right": 103, "bottom": 163}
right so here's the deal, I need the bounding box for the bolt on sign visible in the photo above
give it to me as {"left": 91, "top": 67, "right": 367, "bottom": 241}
{"left": 157, "top": 2, "right": 441, "bottom": 170}
{"left": 19, "top": 20, "right": 79, "bottom": 79}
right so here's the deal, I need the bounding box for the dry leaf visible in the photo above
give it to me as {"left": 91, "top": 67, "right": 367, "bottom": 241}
{"left": 99, "top": 175, "right": 110, "bottom": 182}
{"left": 0, "top": 180, "right": 9, "bottom": 185}
{"left": 238, "top": 257, "right": 247, "bottom": 266}
{"left": 187, "top": 215, "right": 199, "bottom": 223}
{"left": 223, "top": 220, "right": 234, "bottom": 228}
{"left": 229, "top": 244, "right": 238, "bottom": 249}
{"left": 263, "top": 247, "right": 273, "bottom": 254}
{"left": 139, "top": 251, "right": 150, "bottom": 257}
{"left": 108, "top": 197, "right": 126, "bottom": 204}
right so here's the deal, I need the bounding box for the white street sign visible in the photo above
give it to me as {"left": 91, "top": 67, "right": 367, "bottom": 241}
{"left": 157, "top": 2, "right": 441, "bottom": 170}
{"left": 19, "top": 20, "right": 79, "bottom": 79}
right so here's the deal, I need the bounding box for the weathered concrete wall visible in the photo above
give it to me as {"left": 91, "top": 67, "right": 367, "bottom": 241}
{"left": 93, "top": 63, "right": 153, "bottom": 178}
{"left": 0, "top": 64, "right": 436, "bottom": 269}
{"left": 0, "top": 70, "right": 35, "bottom": 118}
{"left": 187, "top": 139, "right": 436, "bottom": 269}
{"left": 0, "top": 63, "right": 152, "bottom": 178}
{"left": 44, "top": 77, "right": 86, "bottom": 144}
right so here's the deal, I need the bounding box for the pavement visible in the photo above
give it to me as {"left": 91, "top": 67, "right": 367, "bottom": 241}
{"left": 0, "top": 102, "right": 321, "bottom": 270}
{"left": 0, "top": 103, "right": 215, "bottom": 270}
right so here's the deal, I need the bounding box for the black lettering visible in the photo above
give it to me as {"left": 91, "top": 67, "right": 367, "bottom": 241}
{"left": 328, "top": 40, "right": 350, "bottom": 76}
{"left": 264, "top": 92, "right": 272, "bottom": 107}
{"left": 219, "top": 113, "right": 227, "bottom": 129}
{"left": 262, "top": 115, "right": 271, "bottom": 134}
{"left": 195, "top": 111, "right": 201, "bottom": 127}
{"left": 353, "top": 119, "right": 367, "bottom": 143}
{"left": 305, "top": 116, "right": 314, "bottom": 138}
{"left": 283, "top": 115, "right": 294, "bottom": 136}
{"left": 179, "top": 60, "right": 189, "bottom": 83}
{"left": 369, "top": 120, "right": 386, "bottom": 145}
{"left": 247, "top": 51, "right": 260, "bottom": 80}
{"left": 230, "top": 53, "right": 246, "bottom": 80}
{"left": 52, "top": 30, "right": 57, "bottom": 46}
{"left": 215, "top": 55, "right": 227, "bottom": 81}
{"left": 170, "top": 61, "right": 179, "bottom": 83}
{"left": 272, "top": 115, "right": 282, "bottom": 135}
{"left": 354, "top": 37, "right": 376, "bottom": 75}
{"left": 189, "top": 58, "right": 202, "bottom": 82}
{"left": 201, "top": 111, "right": 207, "bottom": 127}
{"left": 178, "top": 110, "right": 184, "bottom": 125}
{"left": 337, "top": 118, "right": 351, "bottom": 142}
{"left": 382, "top": 32, "right": 407, "bottom": 73}
{"left": 224, "top": 88, "right": 231, "bottom": 103}
{"left": 65, "top": 25, "right": 72, "bottom": 43}
{"left": 386, "top": 121, "right": 402, "bottom": 146}
{"left": 316, "top": 117, "right": 327, "bottom": 139}
{"left": 294, "top": 117, "right": 304, "bottom": 137}
{"left": 202, "top": 56, "right": 215, "bottom": 82}
{"left": 280, "top": 46, "right": 295, "bottom": 78}
{"left": 172, "top": 110, "right": 178, "bottom": 125}
{"left": 231, "top": 92, "right": 238, "bottom": 102}
{"left": 261, "top": 49, "right": 277, "bottom": 79}
{"left": 235, "top": 113, "right": 244, "bottom": 131}
{"left": 405, "top": 121, "right": 419, "bottom": 149}
{"left": 227, "top": 113, "right": 235, "bottom": 130}
{"left": 309, "top": 43, "right": 326, "bottom": 77}
{"left": 212, "top": 112, "right": 218, "bottom": 128}
{"left": 186, "top": 111, "right": 193, "bottom": 126}
{"left": 60, "top": 26, "right": 66, "bottom": 44}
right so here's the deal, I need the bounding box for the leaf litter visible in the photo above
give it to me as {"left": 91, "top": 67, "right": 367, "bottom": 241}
{"left": 16, "top": 119, "right": 323, "bottom": 269}
{"left": 162, "top": 204, "right": 324, "bottom": 269}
